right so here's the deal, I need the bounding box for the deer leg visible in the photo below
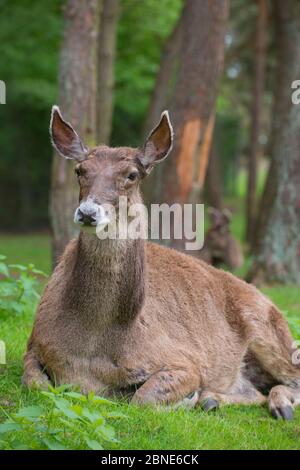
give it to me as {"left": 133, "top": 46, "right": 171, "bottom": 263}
{"left": 22, "top": 347, "right": 51, "bottom": 390}
{"left": 254, "top": 342, "right": 300, "bottom": 420}
{"left": 131, "top": 368, "right": 200, "bottom": 406}
{"left": 249, "top": 306, "right": 300, "bottom": 420}
{"left": 268, "top": 385, "right": 300, "bottom": 420}
{"left": 199, "top": 388, "right": 266, "bottom": 412}
{"left": 199, "top": 376, "right": 266, "bottom": 412}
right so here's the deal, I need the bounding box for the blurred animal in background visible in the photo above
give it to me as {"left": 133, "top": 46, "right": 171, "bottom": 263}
{"left": 200, "top": 207, "right": 244, "bottom": 270}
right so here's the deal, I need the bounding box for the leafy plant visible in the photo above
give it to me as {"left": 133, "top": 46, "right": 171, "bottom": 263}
{"left": 0, "top": 255, "right": 46, "bottom": 316}
{"left": 0, "top": 385, "right": 125, "bottom": 450}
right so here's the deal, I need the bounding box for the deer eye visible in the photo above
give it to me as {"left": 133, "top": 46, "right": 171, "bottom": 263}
{"left": 127, "top": 171, "right": 139, "bottom": 182}
{"left": 75, "top": 167, "right": 82, "bottom": 177}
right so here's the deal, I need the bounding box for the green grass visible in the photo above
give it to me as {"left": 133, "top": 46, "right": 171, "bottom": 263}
{"left": 0, "top": 233, "right": 51, "bottom": 275}
{"left": 0, "top": 233, "right": 300, "bottom": 450}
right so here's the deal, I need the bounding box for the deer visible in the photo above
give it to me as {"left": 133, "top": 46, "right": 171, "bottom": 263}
{"left": 200, "top": 207, "right": 244, "bottom": 271}
{"left": 23, "top": 105, "right": 300, "bottom": 420}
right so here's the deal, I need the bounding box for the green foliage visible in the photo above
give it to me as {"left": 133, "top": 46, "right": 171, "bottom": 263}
{"left": 0, "top": 385, "right": 124, "bottom": 450}
{"left": 0, "top": 0, "right": 63, "bottom": 106}
{"left": 214, "top": 113, "right": 241, "bottom": 197}
{"left": 0, "top": 0, "right": 62, "bottom": 229}
{"left": 0, "top": 255, "right": 46, "bottom": 316}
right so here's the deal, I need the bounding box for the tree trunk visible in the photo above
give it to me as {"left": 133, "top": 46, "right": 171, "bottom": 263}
{"left": 246, "top": 0, "right": 268, "bottom": 245}
{"left": 142, "top": 0, "right": 229, "bottom": 252}
{"left": 249, "top": 0, "right": 300, "bottom": 284}
{"left": 205, "top": 144, "right": 223, "bottom": 211}
{"left": 96, "top": 0, "right": 119, "bottom": 144}
{"left": 50, "top": 0, "right": 101, "bottom": 265}
{"left": 252, "top": 3, "right": 282, "bottom": 254}
{"left": 143, "top": 15, "right": 183, "bottom": 135}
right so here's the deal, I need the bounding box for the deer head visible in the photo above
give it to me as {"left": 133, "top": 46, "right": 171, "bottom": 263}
{"left": 206, "top": 207, "right": 244, "bottom": 270}
{"left": 50, "top": 106, "right": 173, "bottom": 233}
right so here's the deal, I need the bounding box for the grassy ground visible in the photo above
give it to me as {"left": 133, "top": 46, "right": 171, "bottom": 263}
{"left": 0, "top": 233, "right": 51, "bottom": 275}
{"left": 0, "top": 233, "right": 300, "bottom": 450}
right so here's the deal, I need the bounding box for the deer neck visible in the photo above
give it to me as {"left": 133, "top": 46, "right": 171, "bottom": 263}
{"left": 65, "top": 232, "right": 146, "bottom": 326}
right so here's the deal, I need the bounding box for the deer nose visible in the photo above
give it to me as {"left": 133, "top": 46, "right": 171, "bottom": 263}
{"left": 77, "top": 208, "right": 98, "bottom": 225}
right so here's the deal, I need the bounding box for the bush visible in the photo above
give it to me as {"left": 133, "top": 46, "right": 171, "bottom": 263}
{"left": 0, "top": 255, "right": 46, "bottom": 316}
{"left": 0, "top": 385, "right": 125, "bottom": 450}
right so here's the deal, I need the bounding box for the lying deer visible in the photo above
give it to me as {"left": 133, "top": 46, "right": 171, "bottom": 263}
{"left": 200, "top": 207, "right": 244, "bottom": 270}
{"left": 23, "top": 106, "right": 300, "bottom": 420}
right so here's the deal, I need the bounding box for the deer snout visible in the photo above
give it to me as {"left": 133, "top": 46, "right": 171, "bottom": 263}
{"left": 76, "top": 207, "right": 98, "bottom": 225}
{"left": 74, "top": 199, "right": 106, "bottom": 227}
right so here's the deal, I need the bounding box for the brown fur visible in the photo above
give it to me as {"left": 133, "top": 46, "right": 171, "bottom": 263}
{"left": 23, "top": 108, "right": 300, "bottom": 420}
{"left": 200, "top": 208, "right": 244, "bottom": 270}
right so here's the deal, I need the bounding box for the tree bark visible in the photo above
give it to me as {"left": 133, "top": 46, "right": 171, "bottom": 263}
{"left": 142, "top": 0, "right": 229, "bottom": 252}
{"left": 50, "top": 0, "right": 101, "bottom": 265}
{"left": 246, "top": 0, "right": 268, "bottom": 245}
{"left": 252, "top": 3, "right": 282, "bottom": 254}
{"left": 96, "top": 0, "right": 119, "bottom": 144}
{"left": 143, "top": 15, "right": 183, "bottom": 135}
{"left": 249, "top": 0, "right": 300, "bottom": 284}
{"left": 205, "top": 144, "right": 223, "bottom": 211}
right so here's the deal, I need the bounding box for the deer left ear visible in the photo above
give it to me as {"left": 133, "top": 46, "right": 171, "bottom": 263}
{"left": 50, "top": 105, "right": 88, "bottom": 162}
{"left": 140, "top": 111, "right": 173, "bottom": 173}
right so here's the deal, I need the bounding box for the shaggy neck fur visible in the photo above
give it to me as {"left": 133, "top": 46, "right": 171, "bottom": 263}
{"left": 64, "top": 231, "right": 146, "bottom": 327}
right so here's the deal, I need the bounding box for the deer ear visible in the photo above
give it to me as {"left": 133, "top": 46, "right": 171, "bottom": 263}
{"left": 208, "top": 207, "right": 223, "bottom": 227}
{"left": 222, "top": 208, "right": 232, "bottom": 223}
{"left": 208, "top": 207, "right": 221, "bottom": 219}
{"left": 140, "top": 111, "right": 173, "bottom": 172}
{"left": 50, "top": 105, "right": 88, "bottom": 161}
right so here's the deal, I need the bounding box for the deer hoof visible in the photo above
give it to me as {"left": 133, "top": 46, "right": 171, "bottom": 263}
{"left": 173, "top": 391, "right": 199, "bottom": 409}
{"left": 201, "top": 397, "right": 219, "bottom": 412}
{"left": 268, "top": 385, "right": 295, "bottom": 421}
{"left": 270, "top": 405, "right": 294, "bottom": 421}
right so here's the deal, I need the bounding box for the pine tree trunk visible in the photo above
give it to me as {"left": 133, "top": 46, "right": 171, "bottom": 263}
{"left": 252, "top": 2, "right": 282, "bottom": 254}
{"left": 96, "top": 0, "right": 119, "bottom": 144}
{"left": 249, "top": 0, "right": 300, "bottom": 284}
{"left": 205, "top": 145, "right": 223, "bottom": 211}
{"left": 142, "top": 16, "right": 182, "bottom": 207}
{"left": 143, "top": 16, "right": 182, "bottom": 135}
{"left": 50, "top": 0, "right": 101, "bottom": 265}
{"left": 246, "top": 0, "right": 268, "bottom": 245}
{"left": 142, "top": 0, "right": 229, "bottom": 251}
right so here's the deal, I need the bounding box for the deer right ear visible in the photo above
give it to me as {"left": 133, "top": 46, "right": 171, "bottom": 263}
{"left": 208, "top": 207, "right": 223, "bottom": 226}
{"left": 222, "top": 208, "right": 232, "bottom": 223}
{"left": 139, "top": 111, "right": 173, "bottom": 173}
{"left": 50, "top": 105, "right": 88, "bottom": 161}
